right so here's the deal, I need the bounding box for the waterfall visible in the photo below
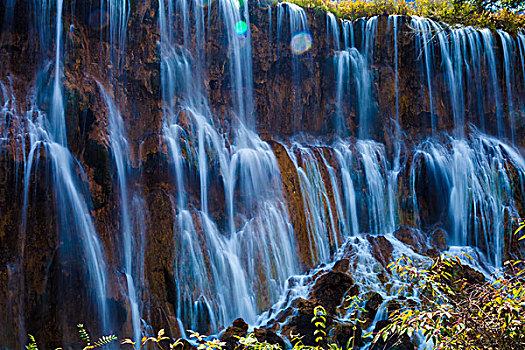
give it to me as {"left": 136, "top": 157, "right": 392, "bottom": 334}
{"left": 158, "top": 0, "right": 299, "bottom": 332}
{"left": 333, "top": 17, "right": 376, "bottom": 138}
{"left": 1, "top": 2, "right": 525, "bottom": 346}
{"left": 275, "top": 2, "right": 311, "bottom": 132}
{"left": 97, "top": 82, "right": 143, "bottom": 345}
{"left": 410, "top": 133, "right": 524, "bottom": 268}
{"left": 411, "top": 17, "right": 437, "bottom": 134}
{"left": 498, "top": 31, "right": 516, "bottom": 144}
{"left": 16, "top": 0, "right": 111, "bottom": 339}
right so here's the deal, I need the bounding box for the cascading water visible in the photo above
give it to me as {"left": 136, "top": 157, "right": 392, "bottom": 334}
{"left": 275, "top": 2, "right": 311, "bottom": 132}
{"left": 333, "top": 17, "right": 375, "bottom": 137}
{"left": 96, "top": 0, "right": 145, "bottom": 344}
{"left": 19, "top": 0, "right": 110, "bottom": 337}
{"left": 158, "top": 0, "right": 299, "bottom": 333}
{"left": 97, "top": 82, "right": 144, "bottom": 345}
{"left": 498, "top": 31, "right": 516, "bottom": 144}
{"left": 1, "top": 1, "right": 525, "bottom": 348}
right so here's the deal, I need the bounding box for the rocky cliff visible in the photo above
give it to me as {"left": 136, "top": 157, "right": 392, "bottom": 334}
{"left": 0, "top": 0, "right": 524, "bottom": 348}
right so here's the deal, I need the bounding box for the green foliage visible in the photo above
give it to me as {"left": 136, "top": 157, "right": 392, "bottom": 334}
{"left": 374, "top": 252, "right": 525, "bottom": 349}
{"left": 284, "top": 0, "right": 525, "bottom": 34}
{"left": 77, "top": 324, "right": 117, "bottom": 350}
{"left": 235, "top": 333, "right": 281, "bottom": 350}
{"left": 312, "top": 305, "right": 327, "bottom": 347}
{"left": 345, "top": 296, "right": 369, "bottom": 349}
{"left": 121, "top": 329, "right": 176, "bottom": 350}
{"left": 25, "top": 335, "right": 39, "bottom": 350}
{"left": 24, "top": 325, "right": 115, "bottom": 350}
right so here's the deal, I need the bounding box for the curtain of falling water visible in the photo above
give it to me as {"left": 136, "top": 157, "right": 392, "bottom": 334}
{"left": 258, "top": 13, "right": 525, "bottom": 340}
{"left": 20, "top": 0, "right": 110, "bottom": 338}
{"left": 97, "top": 82, "right": 144, "bottom": 346}
{"left": 96, "top": 0, "right": 146, "bottom": 345}
{"left": 2, "top": 1, "right": 525, "bottom": 344}
{"left": 158, "top": 0, "right": 299, "bottom": 333}
{"left": 288, "top": 13, "right": 525, "bottom": 272}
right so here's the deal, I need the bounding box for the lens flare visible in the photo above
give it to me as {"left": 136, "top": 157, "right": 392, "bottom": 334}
{"left": 291, "top": 32, "right": 313, "bottom": 55}
{"left": 88, "top": 9, "right": 109, "bottom": 29}
{"left": 235, "top": 21, "right": 248, "bottom": 36}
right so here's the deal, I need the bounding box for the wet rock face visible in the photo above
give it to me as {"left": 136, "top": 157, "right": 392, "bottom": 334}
{"left": 0, "top": 0, "right": 523, "bottom": 347}
{"left": 221, "top": 318, "right": 249, "bottom": 350}
{"left": 309, "top": 271, "right": 355, "bottom": 314}
{"left": 366, "top": 235, "right": 393, "bottom": 268}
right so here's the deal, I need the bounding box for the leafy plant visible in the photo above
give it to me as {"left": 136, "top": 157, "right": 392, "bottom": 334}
{"left": 345, "top": 296, "right": 368, "bottom": 349}
{"left": 235, "top": 333, "right": 281, "bottom": 350}
{"left": 77, "top": 324, "right": 118, "bottom": 350}
{"left": 189, "top": 331, "right": 225, "bottom": 350}
{"left": 24, "top": 325, "right": 115, "bottom": 350}
{"left": 284, "top": 0, "right": 525, "bottom": 34}
{"left": 372, "top": 223, "right": 525, "bottom": 349}
{"left": 121, "top": 329, "right": 177, "bottom": 350}
{"left": 25, "top": 335, "right": 40, "bottom": 350}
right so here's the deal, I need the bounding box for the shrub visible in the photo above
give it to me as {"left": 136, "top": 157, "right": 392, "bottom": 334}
{"left": 24, "top": 324, "right": 117, "bottom": 350}
{"left": 285, "top": 0, "right": 525, "bottom": 34}
{"left": 373, "top": 222, "right": 525, "bottom": 349}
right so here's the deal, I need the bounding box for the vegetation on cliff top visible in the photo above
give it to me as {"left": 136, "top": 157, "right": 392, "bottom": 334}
{"left": 284, "top": 0, "right": 525, "bottom": 34}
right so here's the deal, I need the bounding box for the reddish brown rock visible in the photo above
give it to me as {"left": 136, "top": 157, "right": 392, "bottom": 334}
{"left": 394, "top": 225, "right": 427, "bottom": 255}
{"left": 367, "top": 235, "right": 394, "bottom": 268}
{"left": 268, "top": 140, "right": 313, "bottom": 268}
{"left": 221, "top": 318, "right": 249, "bottom": 350}
{"left": 253, "top": 328, "right": 286, "bottom": 349}
{"left": 309, "top": 271, "right": 355, "bottom": 314}
{"left": 364, "top": 292, "right": 384, "bottom": 324}
{"left": 431, "top": 227, "right": 448, "bottom": 252}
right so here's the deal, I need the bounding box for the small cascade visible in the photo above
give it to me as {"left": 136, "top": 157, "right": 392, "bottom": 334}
{"left": 410, "top": 133, "right": 525, "bottom": 268}
{"left": 97, "top": 82, "right": 144, "bottom": 345}
{"left": 410, "top": 17, "right": 525, "bottom": 141}
{"left": 18, "top": 0, "right": 111, "bottom": 337}
{"left": 411, "top": 17, "right": 437, "bottom": 134}
{"left": 334, "top": 47, "right": 371, "bottom": 137}
{"left": 498, "top": 31, "right": 516, "bottom": 143}
{"left": 326, "top": 12, "right": 340, "bottom": 51}
{"left": 97, "top": 0, "right": 145, "bottom": 344}
{"left": 275, "top": 2, "right": 311, "bottom": 131}
{"left": 431, "top": 20, "right": 466, "bottom": 138}
{"left": 106, "top": 0, "right": 130, "bottom": 73}
{"left": 283, "top": 143, "right": 338, "bottom": 263}
{"left": 355, "top": 140, "right": 396, "bottom": 235}
{"left": 481, "top": 29, "right": 505, "bottom": 137}
{"left": 357, "top": 17, "right": 378, "bottom": 139}
{"left": 333, "top": 17, "right": 376, "bottom": 138}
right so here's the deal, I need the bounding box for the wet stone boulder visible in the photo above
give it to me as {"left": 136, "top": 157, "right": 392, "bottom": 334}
{"left": 220, "top": 318, "right": 249, "bottom": 350}
{"left": 363, "top": 292, "right": 384, "bottom": 329}
{"left": 394, "top": 225, "right": 428, "bottom": 255}
{"left": 366, "top": 235, "right": 394, "bottom": 268}
{"left": 309, "top": 271, "right": 356, "bottom": 314}
{"left": 253, "top": 328, "right": 287, "bottom": 349}
{"left": 430, "top": 227, "right": 448, "bottom": 252}
{"left": 278, "top": 298, "right": 322, "bottom": 346}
